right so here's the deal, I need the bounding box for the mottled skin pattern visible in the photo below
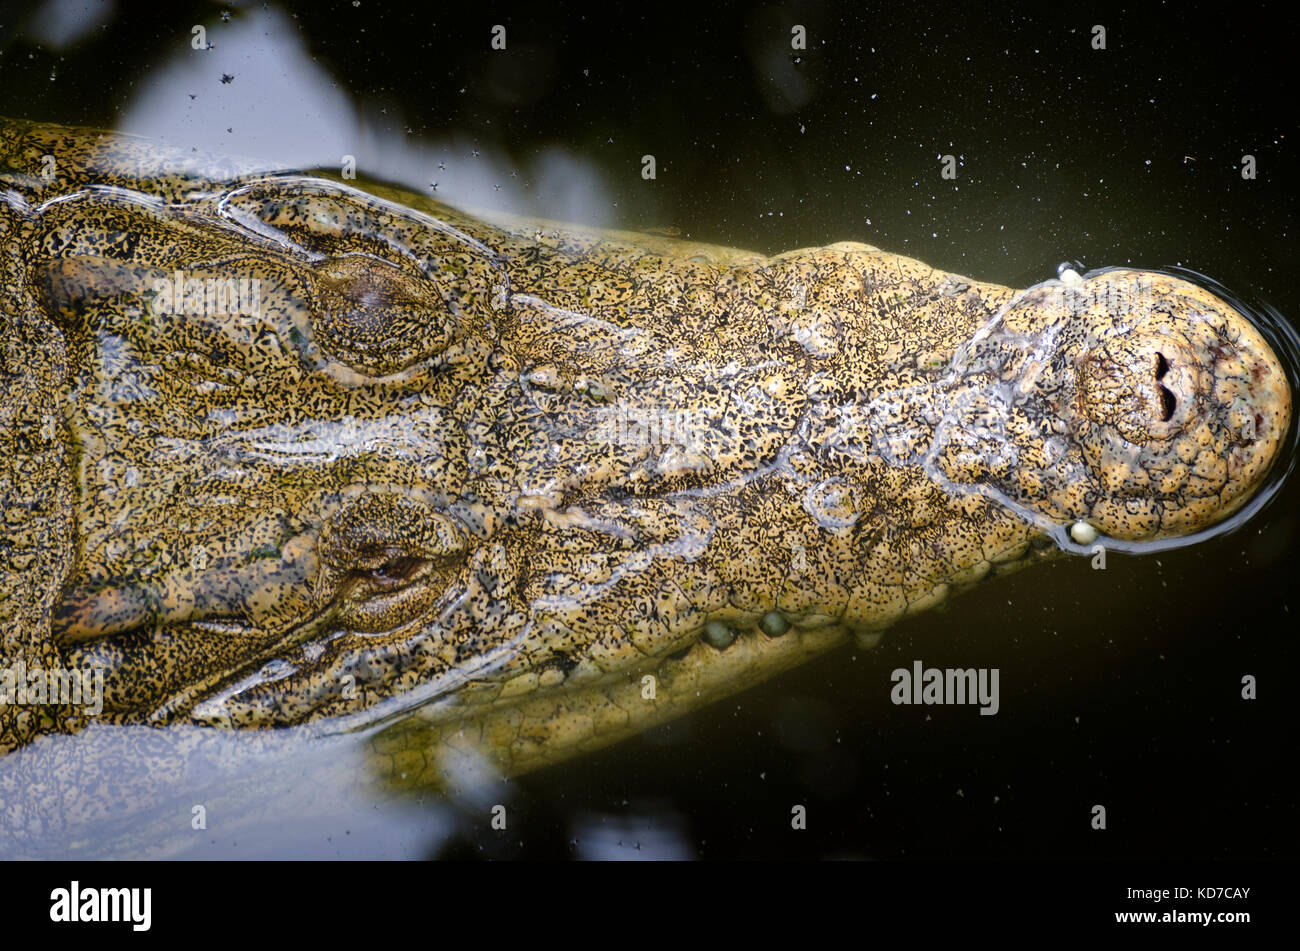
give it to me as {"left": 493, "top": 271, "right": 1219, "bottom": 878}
{"left": 0, "top": 120, "right": 1290, "bottom": 848}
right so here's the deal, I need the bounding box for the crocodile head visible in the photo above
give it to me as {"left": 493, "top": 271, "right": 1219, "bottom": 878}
{"left": 6, "top": 136, "right": 1288, "bottom": 773}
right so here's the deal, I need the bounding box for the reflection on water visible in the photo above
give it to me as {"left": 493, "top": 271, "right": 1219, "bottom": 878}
{"left": 0, "top": 718, "right": 494, "bottom": 859}
{"left": 572, "top": 806, "right": 692, "bottom": 860}
{"left": 21, "top": 0, "right": 116, "bottom": 50}
{"left": 0, "top": 709, "right": 700, "bottom": 859}
{"left": 111, "top": 5, "right": 618, "bottom": 227}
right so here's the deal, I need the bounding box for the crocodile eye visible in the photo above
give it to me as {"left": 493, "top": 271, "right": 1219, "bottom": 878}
{"left": 347, "top": 552, "right": 429, "bottom": 593}
{"left": 310, "top": 255, "right": 452, "bottom": 377}
{"left": 318, "top": 495, "right": 469, "bottom": 633}
{"left": 218, "top": 179, "right": 506, "bottom": 381}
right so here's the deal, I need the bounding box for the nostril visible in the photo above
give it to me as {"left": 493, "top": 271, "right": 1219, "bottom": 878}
{"left": 1158, "top": 384, "right": 1177, "bottom": 422}
{"left": 1155, "top": 352, "right": 1170, "bottom": 380}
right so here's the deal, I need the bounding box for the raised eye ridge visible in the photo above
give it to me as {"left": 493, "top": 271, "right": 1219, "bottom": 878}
{"left": 310, "top": 254, "right": 453, "bottom": 376}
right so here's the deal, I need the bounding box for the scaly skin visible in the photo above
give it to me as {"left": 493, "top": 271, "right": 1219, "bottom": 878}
{"left": 0, "top": 119, "right": 1290, "bottom": 809}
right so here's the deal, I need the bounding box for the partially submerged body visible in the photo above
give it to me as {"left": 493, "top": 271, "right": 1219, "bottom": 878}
{"left": 0, "top": 120, "right": 1290, "bottom": 850}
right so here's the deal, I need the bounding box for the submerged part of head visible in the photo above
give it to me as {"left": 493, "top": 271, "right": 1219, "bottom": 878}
{"left": 868, "top": 268, "right": 1291, "bottom": 548}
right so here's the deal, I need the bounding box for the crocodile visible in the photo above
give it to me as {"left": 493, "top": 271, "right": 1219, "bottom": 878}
{"left": 0, "top": 119, "right": 1292, "bottom": 851}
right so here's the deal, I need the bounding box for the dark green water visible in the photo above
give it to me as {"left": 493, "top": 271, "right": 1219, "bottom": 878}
{"left": 0, "top": 0, "right": 1296, "bottom": 858}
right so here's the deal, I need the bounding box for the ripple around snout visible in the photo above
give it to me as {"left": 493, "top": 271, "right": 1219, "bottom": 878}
{"left": 1054, "top": 266, "right": 1300, "bottom": 556}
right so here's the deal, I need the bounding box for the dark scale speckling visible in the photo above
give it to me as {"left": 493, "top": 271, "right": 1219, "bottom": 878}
{"left": 0, "top": 118, "right": 1290, "bottom": 796}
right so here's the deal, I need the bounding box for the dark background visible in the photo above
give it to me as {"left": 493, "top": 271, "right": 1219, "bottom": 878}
{"left": 0, "top": 0, "right": 1295, "bottom": 859}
